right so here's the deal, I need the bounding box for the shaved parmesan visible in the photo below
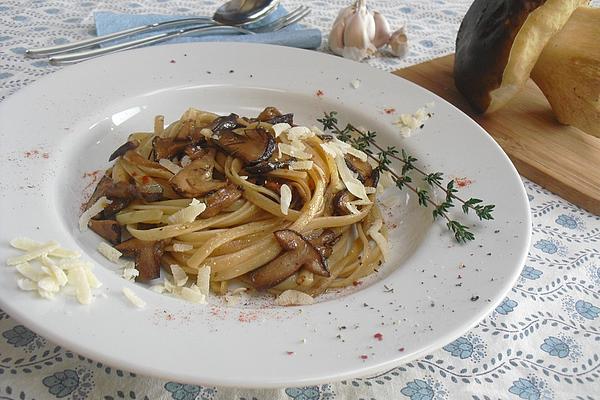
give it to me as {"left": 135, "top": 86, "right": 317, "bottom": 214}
{"left": 272, "top": 123, "right": 291, "bottom": 137}
{"left": 346, "top": 202, "right": 361, "bottom": 215}
{"left": 38, "top": 289, "right": 56, "bottom": 300}
{"left": 364, "top": 186, "right": 377, "bottom": 194}
{"left": 289, "top": 160, "right": 314, "bottom": 171}
{"left": 37, "top": 277, "right": 60, "bottom": 293}
{"left": 150, "top": 285, "right": 165, "bottom": 294}
{"left": 280, "top": 184, "right": 292, "bottom": 216}
{"left": 79, "top": 196, "right": 112, "bottom": 231}
{"left": 278, "top": 143, "right": 312, "bottom": 160}
{"left": 41, "top": 256, "right": 68, "bottom": 286}
{"left": 167, "top": 198, "right": 206, "bottom": 224}
{"left": 7, "top": 241, "right": 59, "bottom": 266}
{"left": 10, "top": 238, "right": 79, "bottom": 258}
{"left": 69, "top": 266, "right": 92, "bottom": 305}
{"left": 85, "top": 269, "right": 102, "bottom": 289}
{"left": 170, "top": 264, "right": 188, "bottom": 287}
{"left": 368, "top": 219, "right": 389, "bottom": 261}
{"left": 286, "top": 126, "right": 314, "bottom": 141}
{"left": 179, "top": 286, "right": 207, "bottom": 304}
{"left": 172, "top": 243, "right": 193, "bottom": 252}
{"left": 97, "top": 242, "right": 122, "bottom": 263}
{"left": 350, "top": 78, "right": 361, "bottom": 89}
{"left": 16, "top": 262, "right": 47, "bottom": 282}
{"left": 17, "top": 278, "right": 37, "bottom": 291}
{"left": 335, "top": 156, "right": 370, "bottom": 202}
{"left": 394, "top": 103, "right": 434, "bottom": 137}
{"left": 158, "top": 158, "right": 182, "bottom": 174}
{"left": 196, "top": 265, "right": 211, "bottom": 297}
{"left": 122, "top": 287, "right": 146, "bottom": 308}
{"left": 275, "top": 290, "right": 315, "bottom": 306}
{"left": 122, "top": 267, "right": 139, "bottom": 282}
{"left": 58, "top": 259, "right": 94, "bottom": 271}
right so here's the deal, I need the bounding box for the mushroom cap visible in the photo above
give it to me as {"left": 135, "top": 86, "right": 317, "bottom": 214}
{"left": 454, "top": 0, "right": 589, "bottom": 113}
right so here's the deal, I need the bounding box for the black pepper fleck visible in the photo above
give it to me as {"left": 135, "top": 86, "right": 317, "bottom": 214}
{"left": 470, "top": 295, "right": 480, "bottom": 302}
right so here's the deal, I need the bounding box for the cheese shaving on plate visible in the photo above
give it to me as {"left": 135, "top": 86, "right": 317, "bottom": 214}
{"left": 179, "top": 286, "right": 206, "bottom": 304}
{"left": 122, "top": 267, "right": 139, "bottom": 282}
{"left": 97, "top": 242, "right": 122, "bottom": 263}
{"left": 275, "top": 290, "right": 315, "bottom": 306}
{"left": 10, "top": 237, "right": 80, "bottom": 258}
{"left": 170, "top": 264, "right": 188, "bottom": 287}
{"left": 280, "top": 184, "right": 292, "bottom": 215}
{"left": 7, "top": 241, "right": 59, "bottom": 266}
{"left": 69, "top": 266, "right": 92, "bottom": 305}
{"left": 79, "top": 196, "right": 112, "bottom": 231}
{"left": 122, "top": 287, "right": 146, "bottom": 308}
{"left": 167, "top": 198, "right": 206, "bottom": 224}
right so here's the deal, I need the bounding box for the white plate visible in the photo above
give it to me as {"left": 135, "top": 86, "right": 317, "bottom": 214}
{"left": 0, "top": 42, "right": 531, "bottom": 388}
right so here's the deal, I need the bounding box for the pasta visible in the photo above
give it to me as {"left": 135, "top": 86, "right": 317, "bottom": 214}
{"left": 82, "top": 106, "right": 388, "bottom": 298}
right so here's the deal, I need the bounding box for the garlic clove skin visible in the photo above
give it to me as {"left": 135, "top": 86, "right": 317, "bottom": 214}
{"left": 328, "top": 17, "right": 347, "bottom": 56}
{"left": 388, "top": 27, "right": 408, "bottom": 58}
{"left": 341, "top": 0, "right": 377, "bottom": 61}
{"left": 372, "top": 11, "right": 391, "bottom": 48}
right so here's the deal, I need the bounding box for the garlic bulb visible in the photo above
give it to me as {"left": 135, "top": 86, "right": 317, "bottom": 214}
{"left": 389, "top": 27, "right": 408, "bottom": 57}
{"left": 328, "top": 0, "right": 391, "bottom": 61}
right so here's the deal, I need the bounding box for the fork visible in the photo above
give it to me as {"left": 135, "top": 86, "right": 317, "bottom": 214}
{"left": 48, "top": 6, "right": 310, "bottom": 66}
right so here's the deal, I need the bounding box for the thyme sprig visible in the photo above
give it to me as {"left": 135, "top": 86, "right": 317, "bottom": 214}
{"left": 317, "top": 111, "right": 495, "bottom": 243}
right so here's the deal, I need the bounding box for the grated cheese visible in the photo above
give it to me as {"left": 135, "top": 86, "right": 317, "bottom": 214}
{"left": 122, "top": 267, "right": 139, "bottom": 282}
{"left": 368, "top": 219, "right": 389, "bottom": 261}
{"left": 394, "top": 103, "right": 434, "bottom": 137}
{"left": 179, "top": 286, "right": 207, "bottom": 304}
{"left": 196, "top": 265, "right": 211, "bottom": 297}
{"left": 41, "top": 256, "right": 68, "bottom": 287}
{"left": 10, "top": 238, "right": 79, "bottom": 258}
{"left": 172, "top": 243, "right": 193, "bottom": 252}
{"left": 278, "top": 143, "right": 312, "bottom": 160}
{"left": 350, "top": 78, "right": 361, "bottom": 89}
{"left": 170, "top": 264, "right": 188, "bottom": 287}
{"left": 280, "top": 184, "right": 292, "bottom": 216}
{"left": 122, "top": 287, "right": 146, "bottom": 308}
{"left": 286, "top": 126, "right": 314, "bottom": 141}
{"left": 275, "top": 290, "right": 315, "bottom": 306}
{"left": 15, "top": 262, "right": 47, "bottom": 282}
{"left": 97, "top": 242, "right": 122, "bottom": 263}
{"left": 69, "top": 266, "right": 92, "bottom": 305}
{"left": 289, "top": 160, "right": 314, "bottom": 171}
{"left": 150, "top": 285, "right": 166, "bottom": 294}
{"left": 158, "top": 158, "right": 182, "bottom": 174}
{"left": 7, "top": 242, "right": 59, "bottom": 266}
{"left": 335, "top": 156, "right": 370, "bottom": 203}
{"left": 79, "top": 196, "right": 112, "bottom": 232}
{"left": 272, "top": 123, "right": 291, "bottom": 137}
{"left": 17, "top": 278, "right": 37, "bottom": 291}
{"left": 167, "top": 198, "right": 206, "bottom": 224}
{"left": 37, "top": 277, "right": 60, "bottom": 293}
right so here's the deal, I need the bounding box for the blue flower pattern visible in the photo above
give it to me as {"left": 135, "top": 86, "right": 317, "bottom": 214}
{"left": 540, "top": 337, "right": 569, "bottom": 358}
{"left": 574, "top": 300, "right": 600, "bottom": 320}
{"left": 1, "top": 2, "right": 600, "bottom": 400}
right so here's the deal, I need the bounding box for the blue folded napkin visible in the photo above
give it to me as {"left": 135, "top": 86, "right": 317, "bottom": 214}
{"left": 94, "top": 6, "right": 321, "bottom": 49}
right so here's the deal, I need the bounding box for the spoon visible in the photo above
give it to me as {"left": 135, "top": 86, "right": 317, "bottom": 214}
{"left": 25, "top": 0, "right": 280, "bottom": 58}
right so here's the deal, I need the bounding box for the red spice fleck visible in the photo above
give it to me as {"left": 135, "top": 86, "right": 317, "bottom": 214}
{"left": 374, "top": 332, "right": 383, "bottom": 341}
{"left": 142, "top": 175, "right": 151, "bottom": 184}
{"left": 360, "top": 354, "right": 368, "bottom": 360}
{"left": 399, "top": 347, "right": 405, "bottom": 352}
{"left": 42, "top": 152, "right": 49, "bottom": 159}
{"left": 315, "top": 89, "right": 324, "bottom": 97}
{"left": 454, "top": 177, "right": 473, "bottom": 188}
{"left": 24, "top": 149, "right": 48, "bottom": 159}
{"left": 170, "top": 59, "right": 176, "bottom": 63}
{"left": 286, "top": 351, "right": 295, "bottom": 356}
{"left": 352, "top": 280, "right": 362, "bottom": 286}
{"left": 165, "top": 313, "right": 175, "bottom": 321}
{"left": 238, "top": 311, "right": 258, "bottom": 323}
{"left": 383, "top": 108, "right": 396, "bottom": 114}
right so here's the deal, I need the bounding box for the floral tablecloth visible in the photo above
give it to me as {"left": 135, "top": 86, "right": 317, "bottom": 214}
{"left": 1, "top": 1, "right": 600, "bottom": 399}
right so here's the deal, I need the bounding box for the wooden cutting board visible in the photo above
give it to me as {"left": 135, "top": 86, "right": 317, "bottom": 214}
{"left": 394, "top": 54, "right": 600, "bottom": 215}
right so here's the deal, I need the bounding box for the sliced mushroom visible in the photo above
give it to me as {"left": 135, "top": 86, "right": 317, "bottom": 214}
{"left": 333, "top": 190, "right": 354, "bottom": 216}
{"left": 183, "top": 144, "right": 209, "bottom": 160}
{"left": 115, "top": 238, "right": 165, "bottom": 282}
{"left": 265, "top": 113, "right": 294, "bottom": 125}
{"left": 138, "top": 182, "right": 164, "bottom": 202}
{"left": 88, "top": 220, "right": 121, "bottom": 244}
{"left": 170, "top": 148, "right": 226, "bottom": 197}
{"left": 345, "top": 154, "right": 379, "bottom": 187}
{"left": 103, "top": 198, "right": 132, "bottom": 218}
{"left": 106, "top": 181, "right": 138, "bottom": 199}
{"left": 109, "top": 141, "right": 138, "bottom": 162}
{"left": 200, "top": 184, "right": 243, "bottom": 218}
{"left": 215, "top": 128, "right": 275, "bottom": 165}
{"left": 244, "top": 160, "right": 290, "bottom": 175}
{"left": 153, "top": 177, "right": 180, "bottom": 200}
{"left": 248, "top": 229, "right": 329, "bottom": 290}
{"left": 208, "top": 113, "right": 240, "bottom": 133}
{"left": 83, "top": 175, "right": 113, "bottom": 212}
{"left": 308, "top": 229, "right": 340, "bottom": 259}
{"left": 257, "top": 106, "right": 282, "bottom": 121}
{"left": 152, "top": 137, "right": 190, "bottom": 161}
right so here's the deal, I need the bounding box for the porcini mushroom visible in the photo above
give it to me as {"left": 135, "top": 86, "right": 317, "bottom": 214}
{"left": 109, "top": 140, "right": 139, "bottom": 162}
{"left": 170, "top": 148, "right": 227, "bottom": 197}
{"left": 200, "top": 184, "right": 243, "bottom": 218}
{"left": 455, "top": 0, "right": 589, "bottom": 113}
{"left": 531, "top": 6, "right": 600, "bottom": 137}
{"left": 115, "top": 239, "right": 165, "bottom": 282}
{"left": 215, "top": 128, "right": 275, "bottom": 165}
{"left": 248, "top": 229, "right": 329, "bottom": 290}
{"left": 88, "top": 220, "right": 121, "bottom": 244}
{"left": 345, "top": 154, "right": 379, "bottom": 187}
{"left": 333, "top": 189, "right": 354, "bottom": 216}
{"left": 152, "top": 137, "right": 190, "bottom": 161}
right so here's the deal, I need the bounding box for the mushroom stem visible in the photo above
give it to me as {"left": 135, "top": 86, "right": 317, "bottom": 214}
{"left": 531, "top": 7, "right": 600, "bottom": 138}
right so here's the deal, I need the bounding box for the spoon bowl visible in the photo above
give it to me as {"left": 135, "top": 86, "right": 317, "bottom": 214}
{"left": 214, "top": 0, "right": 280, "bottom": 25}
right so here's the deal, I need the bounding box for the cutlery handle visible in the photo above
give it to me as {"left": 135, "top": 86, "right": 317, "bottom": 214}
{"left": 25, "top": 17, "right": 213, "bottom": 58}
{"left": 49, "top": 25, "right": 252, "bottom": 65}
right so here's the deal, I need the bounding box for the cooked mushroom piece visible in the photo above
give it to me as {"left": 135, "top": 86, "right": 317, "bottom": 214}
{"left": 345, "top": 154, "right": 379, "bottom": 187}
{"left": 248, "top": 229, "right": 329, "bottom": 290}
{"left": 244, "top": 160, "right": 290, "bottom": 175}
{"left": 152, "top": 137, "right": 190, "bottom": 161}
{"left": 265, "top": 113, "right": 294, "bottom": 125}
{"left": 454, "top": 0, "right": 587, "bottom": 113}
{"left": 208, "top": 113, "right": 240, "bottom": 133}
{"left": 88, "top": 220, "right": 121, "bottom": 244}
{"left": 333, "top": 189, "right": 354, "bottom": 216}
{"left": 83, "top": 175, "right": 113, "bottom": 212}
{"left": 115, "top": 238, "right": 165, "bottom": 282}
{"left": 257, "top": 106, "right": 282, "bottom": 121}
{"left": 108, "top": 141, "right": 138, "bottom": 162}
{"left": 183, "top": 144, "right": 208, "bottom": 160}
{"left": 308, "top": 229, "right": 340, "bottom": 259}
{"left": 215, "top": 128, "right": 275, "bottom": 165}
{"left": 170, "top": 148, "right": 227, "bottom": 197}
{"left": 200, "top": 184, "right": 243, "bottom": 218}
